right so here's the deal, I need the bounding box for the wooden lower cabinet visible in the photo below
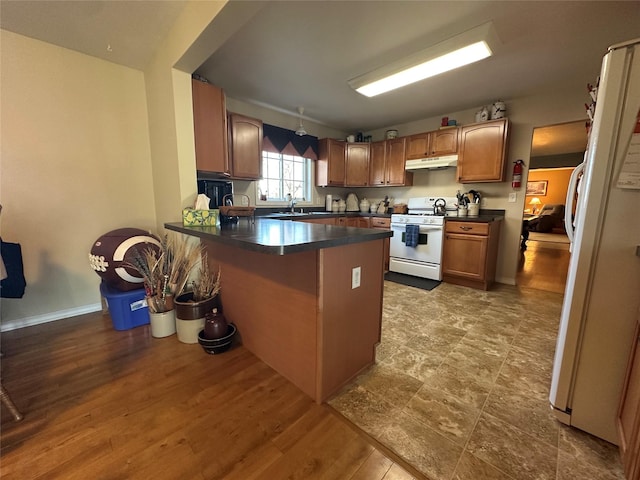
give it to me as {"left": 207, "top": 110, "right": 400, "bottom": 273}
{"left": 299, "top": 215, "right": 389, "bottom": 271}
{"left": 618, "top": 311, "right": 640, "bottom": 480}
{"left": 442, "top": 220, "right": 501, "bottom": 290}
{"left": 371, "top": 217, "right": 390, "bottom": 271}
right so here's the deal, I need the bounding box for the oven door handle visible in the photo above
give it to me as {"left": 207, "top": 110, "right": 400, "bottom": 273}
{"left": 391, "top": 225, "right": 443, "bottom": 232}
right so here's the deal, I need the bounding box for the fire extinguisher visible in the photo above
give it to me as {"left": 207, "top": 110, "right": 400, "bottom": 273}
{"left": 512, "top": 159, "right": 525, "bottom": 188}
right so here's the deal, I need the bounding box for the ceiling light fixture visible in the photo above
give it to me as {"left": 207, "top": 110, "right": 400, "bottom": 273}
{"left": 348, "top": 22, "right": 500, "bottom": 97}
{"left": 295, "top": 107, "right": 307, "bottom": 136}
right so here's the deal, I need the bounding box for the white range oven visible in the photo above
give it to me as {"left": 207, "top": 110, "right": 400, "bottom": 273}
{"left": 389, "top": 196, "right": 458, "bottom": 281}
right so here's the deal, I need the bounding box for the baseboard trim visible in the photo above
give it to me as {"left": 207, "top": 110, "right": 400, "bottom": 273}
{"left": 1, "top": 303, "right": 103, "bottom": 332}
{"left": 496, "top": 276, "right": 516, "bottom": 286}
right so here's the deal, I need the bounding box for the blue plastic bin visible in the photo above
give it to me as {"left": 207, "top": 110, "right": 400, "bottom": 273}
{"left": 100, "top": 282, "right": 149, "bottom": 331}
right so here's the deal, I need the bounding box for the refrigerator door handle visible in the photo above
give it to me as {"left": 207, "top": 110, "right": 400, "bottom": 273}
{"left": 565, "top": 161, "right": 585, "bottom": 243}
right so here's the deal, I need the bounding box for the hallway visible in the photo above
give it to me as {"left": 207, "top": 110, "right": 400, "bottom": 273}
{"left": 516, "top": 236, "right": 571, "bottom": 294}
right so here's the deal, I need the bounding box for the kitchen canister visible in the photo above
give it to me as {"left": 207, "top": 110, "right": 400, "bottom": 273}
{"left": 491, "top": 101, "right": 506, "bottom": 119}
{"left": 457, "top": 206, "right": 468, "bottom": 217}
{"left": 325, "top": 194, "right": 333, "bottom": 211}
{"left": 468, "top": 203, "right": 480, "bottom": 217}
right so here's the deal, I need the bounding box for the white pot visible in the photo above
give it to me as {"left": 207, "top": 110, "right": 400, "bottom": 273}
{"left": 176, "top": 317, "right": 205, "bottom": 344}
{"left": 149, "top": 310, "right": 176, "bottom": 338}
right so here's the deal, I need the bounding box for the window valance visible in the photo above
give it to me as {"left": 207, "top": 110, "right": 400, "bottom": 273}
{"left": 263, "top": 123, "right": 318, "bottom": 160}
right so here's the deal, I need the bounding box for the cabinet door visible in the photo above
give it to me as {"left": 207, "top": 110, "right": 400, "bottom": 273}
{"left": 370, "top": 217, "right": 390, "bottom": 271}
{"left": 442, "top": 233, "right": 488, "bottom": 280}
{"left": 457, "top": 119, "right": 509, "bottom": 183}
{"left": 192, "top": 79, "right": 229, "bottom": 175}
{"left": 345, "top": 143, "right": 370, "bottom": 186}
{"left": 369, "top": 141, "right": 386, "bottom": 186}
{"left": 229, "top": 113, "right": 262, "bottom": 180}
{"left": 406, "top": 133, "right": 430, "bottom": 159}
{"left": 386, "top": 137, "right": 410, "bottom": 186}
{"left": 431, "top": 128, "right": 458, "bottom": 155}
{"left": 618, "top": 315, "right": 640, "bottom": 480}
{"left": 298, "top": 217, "right": 335, "bottom": 225}
{"left": 354, "top": 217, "right": 371, "bottom": 228}
{"left": 317, "top": 139, "right": 346, "bottom": 186}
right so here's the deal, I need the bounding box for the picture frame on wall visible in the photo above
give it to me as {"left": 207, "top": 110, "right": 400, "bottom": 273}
{"left": 526, "top": 180, "right": 548, "bottom": 196}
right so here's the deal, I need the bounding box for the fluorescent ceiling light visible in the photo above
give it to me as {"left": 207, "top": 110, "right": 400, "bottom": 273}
{"left": 349, "top": 22, "right": 499, "bottom": 97}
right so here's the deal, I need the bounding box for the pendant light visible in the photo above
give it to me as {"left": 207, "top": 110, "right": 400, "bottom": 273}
{"left": 295, "top": 107, "right": 307, "bottom": 136}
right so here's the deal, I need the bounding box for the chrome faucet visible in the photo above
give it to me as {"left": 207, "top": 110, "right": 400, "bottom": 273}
{"left": 289, "top": 196, "right": 297, "bottom": 213}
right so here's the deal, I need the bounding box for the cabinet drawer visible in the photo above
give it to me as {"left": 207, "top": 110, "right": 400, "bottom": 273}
{"left": 371, "top": 217, "right": 390, "bottom": 228}
{"left": 445, "top": 221, "right": 489, "bottom": 235}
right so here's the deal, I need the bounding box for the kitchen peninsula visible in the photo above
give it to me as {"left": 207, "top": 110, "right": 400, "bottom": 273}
{"left": 165, "top": 219, "right": 392, "bottom": 403}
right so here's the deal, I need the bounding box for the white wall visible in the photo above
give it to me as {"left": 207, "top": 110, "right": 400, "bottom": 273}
{"left": 0, "top": 30, "right": 157, "bottom": 329}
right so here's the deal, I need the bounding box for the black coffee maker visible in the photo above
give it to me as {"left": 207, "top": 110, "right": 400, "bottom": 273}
{"left": 197, "top": 179, "right": 237, "bottom": 224}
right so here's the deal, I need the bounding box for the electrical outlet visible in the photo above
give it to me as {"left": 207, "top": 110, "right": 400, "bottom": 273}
{"left": 508, "top": 193, "right": 517, "bottom": 203}
{"left": 352, "top": 266, "right": 361, "bottom": 289}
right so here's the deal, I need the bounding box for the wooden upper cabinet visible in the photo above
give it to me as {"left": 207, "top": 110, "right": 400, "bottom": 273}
{"left": 457, "top": 118, "right": 509, "bottom": 183}
{"left": 431, "top": 128, "right": 458, "bottom": 155}
{"left": 406, "top": 128, "right": 459, "bottom": 160}
{"left": 406, "top": 132, "right": 430, "bottom": 159}
{"left": 386, "top": 137, "right": 412, "bottom": 186}
{"left": 369, "top": 138, "right": 412, "bottom": 187}
{"left": 317, "top": 138, "right": 346, "bottom": 186}
{"left": 228, "top": 113, "right": 262, "bottom": 180}
{"left": 369, "top": 141, "right": 386, "bottom": 186}
{"left": 192, "top": 79, "right": 229, "bottom": 175}
{"left": 345, "top": 143, "right": 370, "bottom": 186}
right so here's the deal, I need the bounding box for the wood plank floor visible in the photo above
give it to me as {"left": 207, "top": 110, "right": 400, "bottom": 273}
{"left": 516, "top": 241, "right": 570, "bottom": 294}
{"left": 0, "top": 312, "right": 423, "bottom": 480}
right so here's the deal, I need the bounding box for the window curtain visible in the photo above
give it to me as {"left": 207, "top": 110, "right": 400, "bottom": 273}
{"left": 263, "top": 123, "right": 318, "bottom": 160}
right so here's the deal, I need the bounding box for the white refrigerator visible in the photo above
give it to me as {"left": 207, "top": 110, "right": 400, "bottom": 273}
{"left": 549, "top": 38, "right": 640, "bottom": 445}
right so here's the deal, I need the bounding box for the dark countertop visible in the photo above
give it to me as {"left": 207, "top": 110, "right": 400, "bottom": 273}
{"left": 444, "top": 209, "right": 505, "bottom": 223}
{"left": 165, "top": 219, "right": 393, "bottom": 256}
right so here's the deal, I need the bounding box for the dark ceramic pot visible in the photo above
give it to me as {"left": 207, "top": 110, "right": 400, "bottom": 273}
{"left": 198, "top": 324, "right": 237, "bottom": 355}
{"left": 204, "top": 308, "right": 228, "bottom": 340}
{"left": 174, "top": 292, "right": 220, "bottom": 320}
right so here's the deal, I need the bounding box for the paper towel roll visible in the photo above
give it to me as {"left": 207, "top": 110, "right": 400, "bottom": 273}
{"left": 325, "top": 195, "right": 332, "bottom": 211}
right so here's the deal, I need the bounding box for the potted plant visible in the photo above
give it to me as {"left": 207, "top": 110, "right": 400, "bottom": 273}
{"left": 127, "top": 233, "right": 203, "bottom": 338}
{"left": 174, "top": 255, "right": 221, "bottom": 344}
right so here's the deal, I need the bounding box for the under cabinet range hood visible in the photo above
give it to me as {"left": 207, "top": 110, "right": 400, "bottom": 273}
{"left": 405, "top": 155, "right": 458, "bottom": 170}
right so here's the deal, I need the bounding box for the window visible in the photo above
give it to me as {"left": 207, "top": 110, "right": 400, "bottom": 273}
{"left": 257, "top": 151, "right": 312, "bottom": 203}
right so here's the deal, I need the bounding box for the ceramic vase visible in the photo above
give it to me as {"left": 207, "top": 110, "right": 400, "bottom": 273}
{"left": 174, "top": 292, "right": 220, "bottom": 344}
{"left": 149, "top": 309, "right": 176, "bottom": 338}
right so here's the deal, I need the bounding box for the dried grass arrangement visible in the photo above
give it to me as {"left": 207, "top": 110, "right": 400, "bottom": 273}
{"left": 126, "top": 233, "right": 204, "bottom": 313}
{"left": 189, "top": 254, "right": 221, "bottom": 302}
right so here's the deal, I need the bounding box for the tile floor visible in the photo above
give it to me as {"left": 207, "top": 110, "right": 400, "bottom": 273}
{"left": 329, "top": 281, "right": 625, "bottom": 480}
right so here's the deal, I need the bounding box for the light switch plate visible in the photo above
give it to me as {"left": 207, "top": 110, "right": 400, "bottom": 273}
{"left": 352, "top": 266, "right": 361, "bottom": 289}
{"left": 508, "top": 193, "right": 517, "bottom": 203}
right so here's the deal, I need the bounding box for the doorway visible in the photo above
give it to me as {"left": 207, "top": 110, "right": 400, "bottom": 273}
{"left": 516, "top": 120, "right": 587, "bottom": 293}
